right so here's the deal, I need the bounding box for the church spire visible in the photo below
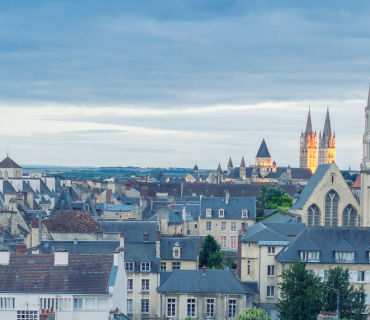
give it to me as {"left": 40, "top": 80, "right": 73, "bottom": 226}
{"left": 240, "top": 157, "right": 246, "bottom": 168}
{"left": 216, "top": 163, "right": 222, "bottom": 173}
{"left": 367, "top": 83, "right": 370, "bottom": 108}
{"left": 323, "top": 106, "right": 332, "bottom": 139}
{"left": 305, "top": 107, "right": 313, "bottom": 136}
{"left": 227, "top": 157, "right": 233, "bottom": 168}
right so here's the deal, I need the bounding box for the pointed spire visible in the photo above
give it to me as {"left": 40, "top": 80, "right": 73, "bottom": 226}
{"left": 217, "top": 163, "right": 222, "bottom": 173}
{"left": 256, "top": 139, "right": 271, "bottom": 158}
{"left": 367, "top": 83, "right": 370, "bottom": 107}
{"left": 305, "top": 107, "right": 313, "bottom": 136}
{"left": 227, "top": 157, "right": 233, "bottom": 168}
{"left": 323, "top": 106, "right": 332, "bottom": 139}
{"left": 319, "top": 130, "right": 321, "bottom": 138}
{"left": 240, "top": 157, "right": 246, "bottom": 168}
{"left": 333, "top": 130, "right": 335, "bottom": 138}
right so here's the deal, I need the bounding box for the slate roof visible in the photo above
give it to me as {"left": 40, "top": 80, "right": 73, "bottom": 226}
{"left": 276, "top": 227, "right": 370, "bottom": 264}
{"left": 3, "top": 181, "right": 16, "bottom": 194}
{"left": 261, "top": 212, "right": 294, "bottom": 223}
{"left": 261, "top": 223, "right": 306, "bottom": 238}
{"left": 299, "top": 239, "right": 320, "bottom": 251}
{"left": 200, "top": 197, "right": 256, "bottom": 220}
{"left": 99, "top": 221, "right": 159, "bottom": 243}
{"left": 242, "top": 224, "right": 291, "bottom": 243}
{"left": 0, "top": 254, "right": 115, "bottom": 294}
{"left": 150, "top": 208, "right": 183, "bottom": 224}
{"left": 0, "top": 156, "right": 22, "bottom": 169}
{"left": 157, "top": 269, "right": 247, "bottom": 294}
{"left": 290, "top": 163, "right": 332, "bottom": 210}
{"left": 49, "top": 188, "right": 73, "bottom": 218}
{"left": 39, "top": 196, "right": 51, "bottom": 205}
{"left": 333, "top": 240, "right": 355, "bottom": 252}
{"left": 256, "top": 139, "right": 271, "bottom": 158}
{"left": 173, "top": 204, "right": 199, "bottom": 221}
{"left": 105, "top": 204, "right": 136, "bottom": 212}
{"left": 160, "top": 237, "right": 199, "bottom": 261}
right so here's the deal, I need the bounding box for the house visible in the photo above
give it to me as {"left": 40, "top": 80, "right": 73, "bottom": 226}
{"left": 0, "top": 155, "right": 23, "bottom": 178}
{"left": 0, "top": 247, "right": 127, "bottom": 320}
{"left": 102, "top": 204, "right": 142, "bottom": 220}
{"left": 275, "top": 227, "right": 370, "bottom": 315}
{"left": 199, "top": 192, "right": 256, "bottom": 251}
{"left": 238, "top": 222, "right": 306, "bottom": 319}
{"left": 157, "top": 267, "right": 253, "bottom": 320}
{"left": 289, "top": 163, "right": 360, "bottom": 227}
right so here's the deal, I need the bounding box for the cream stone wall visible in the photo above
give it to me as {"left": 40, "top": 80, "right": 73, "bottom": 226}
{"left": 160, "top": 260, "right": 197, "bottom": 271}
{"left": 102, "top": 206, "right": 142, "bottom": 221}
{"left": 186, "top": 221, "right": 199, "bottom": 236}
{"left": 199, "top": 217, "right": 254, "bottom": 250}
{"left": 292, "top": 163, "right": 360, "bottom": 226}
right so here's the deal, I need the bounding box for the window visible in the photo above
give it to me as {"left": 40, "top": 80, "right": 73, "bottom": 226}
{"left": 301, "top": 251, "right": 320, "bottom": 262}
{"left": 231, "top": 236, "right": 236, "bottom": 249}
{"left": 268, "top": 265, "right": 275, "bottom": 276}
{"left": 187, "top": 230, "right": 190, "bottom": 235}
{"left": 40, "top": 298, "right": 71, "bottom": 311}
{"left": 228, "top": 300, "right": 237, "bottom": 318}
{"left": 221, "top": 222, "right": 227, "bottom": 232}
{"left": 267, "top": 286, "right": 275, "bottom": 297}
{"left": 206, "top": 209, "right": 212, "bottom": 217}
{"left": 231, "top": 222, "right": 236, "bottom": 232}
{"left": 141, "top": 299, "right": 149, "bottom": 313}
{"left": 206, "top": 299, "right": 214, "bottom": 318}
{"left": 247, "top": 261, "right": 251, "bottom": 275}
{"left": 336, "top": 251, "right": 354, "bottom": 262}
{"left": 141, "top": 262, "right": 151, "bottom": 271}
{"left": 127, "top": 279, "right": 133, "bottom": 290}
{"left": 97, "top": 299, "right": 107, "bottom": 310}
{"left": 307, "top": 204, "right": 321, "bottom": 227}
{"left": 85, "top": 298, "right": 95, "bottom": 310}
{"left": 219, "top": 209, "right": 225, "bottom": 217}
{"left": 0, "top": 297, "right": 14, "bottom": 310}
{"left": 141, "top": 279, "right": 150, "bottom": 291}
{"left": 125, "top": 262, "right": 134, "bottom": 271}
{"left": 127, "top": 299, "right": 133, "bottom": 313}
{"left": 242, "top": 210, "right": 248, "bottom": 218}
{"left": 343, "top": 205, "right": 358, "bottom": 227}
{"left": 174, "top": 250, "right": 179, "bottom": 257}
{"left": 167, "top": 299, "right": 176, "bottom": 317}
{"left": 143, "top": 233, "right": 149, "bottom": 242}
{"left": 161, "top": 262, "right": 167, "bottom": 271}
{"left": 194, "top": 224, "right": 198, "bottom": 229}
{"left": 17, "top": 311, "right": 37, "bottom": 320}
{"left": 172, "top": 262, "right": 181, "bottom": 270}
{"left": 221, "top": 236, "right": 227, "bottom": 248}
{"left": 358, "top": 271, "right": 365, "bottom": 282}
{"left": 247, "top": 242, "right": 251, "bottom": 249}
{"left": 74, "top": 298, "right": 83, "bottom": 309}
{"left": 325, "top": 190, "right": 339, "bottom": 227}
{"left": 268, "top": 246, "right": 275, "bottom": 254}
{"left": 187, "top": 299, "right": 196, "bottom": 317}
{"left": 206, "top": 221, "right": 211, "bottom": 231}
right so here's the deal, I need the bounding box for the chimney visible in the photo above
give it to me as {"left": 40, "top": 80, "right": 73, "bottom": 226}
{"left": 237, "top": 234, "right": 242, "bottom": 278}
{"left": 31, "top": 217, "right": 39, "bottom": 248}
{"left": 0, "top": 249, "right": 10, "bottom": 265}
{"left": 241, "top": 225, "right": 247, "bottom": 235}
{"left": 54, "top": 248, "right": 68, "bottom": 266}
{"left": 32, "top": 246, "right": 39, "bottom": 254}
{"left": 114, "top": 248, "right": 120, "bottom": 266}
{"left": 106, "top": 189, "right": 112, "bottom": 204}
{"left": 40, "top": 313, "right": 48, "bottom": 320}
{"left": 202, "top": 265, "right": 206, "bottom": 276}
{"left": 125, "top": 183, "right": 132, "bottom": 191}
{"left": 23, "top": 192, "right": 28, "bottom": 207}
{"left": 225, "top": 190, "right": 230, "bottom": 204}
{"left": 156, "top": 230, "right": 160, "bottom": 259}
{"left": 140, "top": 185, "right": 148, "bottom": 198}
{"left": 16, "top": 243, "right": 27, "bottom": 255}
{"left": 120, "top": 233, "right": 124, "bottom": 250}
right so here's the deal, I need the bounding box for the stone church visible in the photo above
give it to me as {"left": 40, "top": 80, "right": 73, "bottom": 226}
{"left": 299, "top": 108, "right": 336, "bottom": 173}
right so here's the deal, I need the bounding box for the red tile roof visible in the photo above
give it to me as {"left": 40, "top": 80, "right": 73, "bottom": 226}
{"left": 352, "top": 175, "right": 361, "bottom": 188}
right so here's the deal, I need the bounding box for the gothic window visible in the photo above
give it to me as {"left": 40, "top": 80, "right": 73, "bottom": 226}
{"left": 307, "top": 204, "right": 321, "bottom": 227}
{"left": 325, "top": 190, "right": 339, "bottom": 226}
{"left": 342, "top": 205, "right": 358, "bottom": 227}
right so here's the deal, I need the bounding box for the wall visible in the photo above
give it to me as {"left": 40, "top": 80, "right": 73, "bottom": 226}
{"left": 160, "top": 260, "right": 197, "bottom": 271}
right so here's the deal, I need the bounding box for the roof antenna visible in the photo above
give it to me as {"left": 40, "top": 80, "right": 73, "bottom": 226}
{"left": 7, "top": 146, "right": 9, "bottom": 157}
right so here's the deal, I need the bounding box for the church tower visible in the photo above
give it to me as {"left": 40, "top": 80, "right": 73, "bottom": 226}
{"left": 227, "top": 157, "right": 233, "bottom": 176}
{"left": 299, "top": 108, "right": 318, "bottom": 173}
{"left": 318, "top": 108, "right": 335, "bottom": 165}
{"left": 361, "top": 85, "right": 370, "bottom": 227}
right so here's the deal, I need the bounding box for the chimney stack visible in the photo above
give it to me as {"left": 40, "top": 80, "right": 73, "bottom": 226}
{"left": 114, "top": 248, "right": 120, "bottom": 267}
{"left": 16, "top": 243, "right": 27, "bottom": 255}
{"left": 225, "top": 190, "right": 230, "bottom": 204}
{"left": 120, "top": 233, "right": 124, "bottom": 250}
{"left": 32, "top": 246, "right": 39, "bottom": 254}
{"left": 202, "top": 265, "right": 206, "bottom": 276}
{"left": 54, "top": 248, "right": 68, "bottom": 266}
{"left": 0, "top": 249, "right": 10, "bottom": 265}
{"left": 156, "top": 230, "right": 160, "bottom": 259}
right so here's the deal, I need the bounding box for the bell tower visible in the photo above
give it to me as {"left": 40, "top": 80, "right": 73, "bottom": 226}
{"left": 299, "top": 108, "right": 318, "bottom": 173}
{"left": 318, "top": 107, "right": 335, "bottom": 165}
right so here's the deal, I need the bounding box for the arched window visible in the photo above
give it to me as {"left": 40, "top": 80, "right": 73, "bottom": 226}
{"left": 325, "top": 190, "right": 339, "bottom": 226}
{"left": 342, "top": 205, "right": 358, "bottom": 227}
{"left": 307, "top": 204, "right": 321, "bottom": 227}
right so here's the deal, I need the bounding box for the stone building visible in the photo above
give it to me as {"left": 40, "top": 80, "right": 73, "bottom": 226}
{"left": 289, "top": 162, "right": 360, "bottom": 227}
{"left": 0, "top": 155, "right": 23, "bottom": 179}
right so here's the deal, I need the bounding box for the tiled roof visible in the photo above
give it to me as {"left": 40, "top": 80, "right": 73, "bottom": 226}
{"left": 43, "top": 211, "right": 100, "bottom": 233}
{"left": 299, "top": 239, "right": 320, "bottom": 251}
{"left": 0, "top": 156, "right": 22, "bottom": 169}
{"left": 160, "top": 237, "right": 198, "bottom": 261}
{"left": 256, "top": 139, "right": 271, "bottom": 158}
{"left": 352, "top": 175, "right": 361, "bottom": 188}
{"left": 0, "top": 254, "right": 114, "bottom": 294}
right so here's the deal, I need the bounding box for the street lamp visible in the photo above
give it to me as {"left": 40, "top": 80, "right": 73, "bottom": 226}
{"left": 327, "top": 287, "right": 340, "bottom": 320}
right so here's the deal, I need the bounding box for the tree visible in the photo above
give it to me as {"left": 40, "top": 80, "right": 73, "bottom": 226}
{"left": 277, "top": 259, "right": 327, "bottom": 320}
{"left": 199, "top": 235, "right": 223, "bottom": 268}
{"left": 234, "top": 307, "right": 273, "bottom": 320}
{"left": 325, "top": 267, "right": 366, "bottom": 320}
{"left": 256, "top": 186, "right": 285, "bottom": 216}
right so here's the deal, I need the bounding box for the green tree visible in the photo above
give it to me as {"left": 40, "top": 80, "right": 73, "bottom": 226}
{"left": 325, "top": 267, "right": 366, "bottom": 320}
{"left": 234, "top": 307, "right": 273, "bottom": 320}
{"left": 277, "top": 260, "right": 327, "bottom": 320}
{"left": 256, "top": 186, "right": 285, "bottom": 216}
{"left": 199, "top": 235, "right": 223, "bottom": 268}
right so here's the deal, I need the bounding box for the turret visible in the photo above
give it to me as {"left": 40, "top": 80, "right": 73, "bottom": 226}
{"left": 239, "top": 157, "right": 246, "bottom": 179}
{"left": 227, "top": 157, "right": 233, "bottom": 176}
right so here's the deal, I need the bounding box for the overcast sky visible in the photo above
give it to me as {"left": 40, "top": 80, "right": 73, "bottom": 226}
{"left": 0, "top": 1, "right": 369, "bottom": 169}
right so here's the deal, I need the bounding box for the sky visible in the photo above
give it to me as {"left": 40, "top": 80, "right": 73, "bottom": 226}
{"left": 0, "top": 1, "right": 369, "bottom": 169}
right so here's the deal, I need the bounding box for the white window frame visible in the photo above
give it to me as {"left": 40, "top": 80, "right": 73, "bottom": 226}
{"left": 267, "top": 265, "right": 275, "bottom": 277}
{"left": 268, "top": 246, "right": 276, "bottom": 254}
{"left": 228, "top": 300, "right": 237, "bottom": 318}
{"left": 242, "top": 209, "right": 248, "bottom": 218}
{"left": 127, "top": 279, "right": 133, "bottom": 290}
{"left": 141, "top": 262, "right": 151, "bottom": 271}
{"left": 85, "top": 298, "right": 96, "bottom": 310}
{"left": 206, "top": 209, "right": 212, "bottom": 217}
{"left": 267, "top": 286, "right": 275, "bottom": 297}
{"left": 125, "top": 262, "right": 134, "bottom": 271}
{"left": 127, "top": 299, "right": 133, "bottom": 313}
{"left": 141, "top": 279, "right": 150, "bottom": 291}
{"left": 187, "top": 298, "right": 196, "bottom": 317}
{"left": 172, "top": 262, "right": 181, "bottom": 270}
{"left": 231, "top": 222, "right": 236, "bottom": 232}
{"left": 221, "top": 236, "right": 227, "bottom": 248}
{"left": 206, "top": 299, "right": 215, "bottom": 318}
{"left": 0, "top": 297, "right": 15, "bottom": 310}
{"left": 219, "top": 209, "right": 225, "bottom": 218}
{"left": 358, "top": 271, "right": 365, "bottom": 282}
{"left": 167, "top": 298, "right": 176, "bottom": 317}
{"left": 221, "top": 221, "right": 227, "bottom": 232}
{"left": 206, "top": 221, "right": 211, "bottom": 231}
{"left": 73, "top": 298, "right": 83, "bottom": 310}
{"left": 97, "top": 299, "right": 107, "bottom": 311}
{"left": 141, "top": 299, "right": 149, "bottom": 313}
{"left": 17, "top": 311, "right": 38, "bottom": 320}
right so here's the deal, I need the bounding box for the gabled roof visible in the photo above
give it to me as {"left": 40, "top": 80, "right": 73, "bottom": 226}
{"left": 299, "top": 239, "right": 320, "bottom": 251}
{"left": 216, "top": 163, "right": 222, "bottom": 173}
{"left": 290, "top": 163, "right": 332, "bottom": 210}
{"left": 261, "top": 212, "right": 294, "bottom": 223}
{"left": 157, "top": 269, "right": 247, "bottom": 294}
{"left": 0, "top": 156, "right": 22, "bottom": 169}
{"left": 48, "top": 188, "right": 73, "bottom": 218}
{"left": 240, "top": 157, "right": 246, "bottom": 168}
{"left": 160, "top": 237, "right": 199, "bottom": 261}
{"left": 242, "top": 226, "right": 291, "bottom": 243}
{"left": 333, "top": 239, "right": 355, "bottom": 252}
{"left": 352, "top": 175, "right": 361, "bottom": 188}
{"left": 261, "top": 223, "right": 306, "bottom": 238}
{"left": 256, "top": 139, "right": 271, "bottom": 158}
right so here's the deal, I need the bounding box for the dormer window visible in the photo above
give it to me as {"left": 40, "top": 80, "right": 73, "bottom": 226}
{"left": 219, "top": 209, "right": 225, "bottom": 218}
{"left": 335, "top": 251, "right": 355, "bottom": 263}
{"left": 300, "top": 251, "right": 320, "bottom": 262}
{"left": 172, "top": 243, "right": 181, "bottom": 259}
{"left": 242, "top": 210, "right": 248, "bottom": 218}
{"left": 141, "top": 262, "right": 151, "bottom": 271}
{"left": 125, "top": 262, "right": 134, "bottom": 271}
{"left": 206, "top": 209, "right": 212, "bottom": 218}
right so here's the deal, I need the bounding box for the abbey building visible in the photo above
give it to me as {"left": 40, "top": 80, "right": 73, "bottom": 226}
{"left": 299, "top": 108, "right": 336, "bottom": 173}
